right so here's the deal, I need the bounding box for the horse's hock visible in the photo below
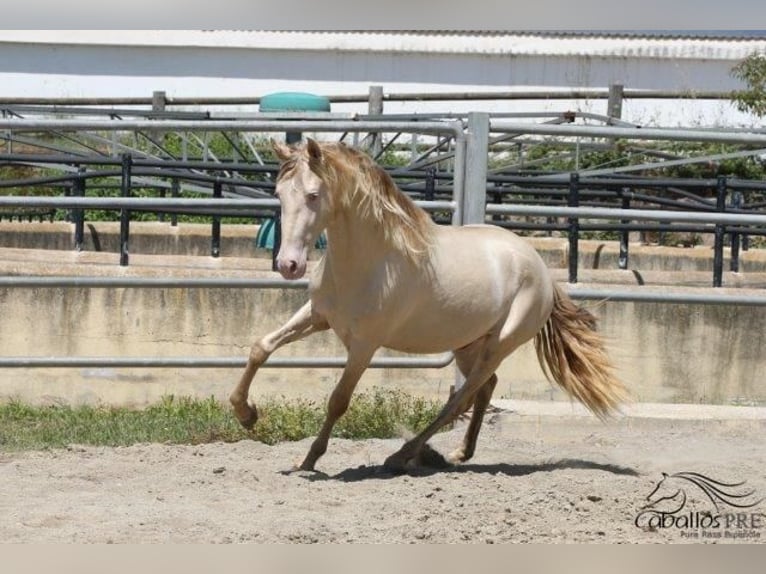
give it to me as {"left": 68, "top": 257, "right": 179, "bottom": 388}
{"left": 0, "top": 222, "right": 764, "bottom": 408}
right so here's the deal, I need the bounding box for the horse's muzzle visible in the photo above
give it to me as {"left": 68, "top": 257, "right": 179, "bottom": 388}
{"left": 276, "top": 253, "right": 307, "bottom": 280}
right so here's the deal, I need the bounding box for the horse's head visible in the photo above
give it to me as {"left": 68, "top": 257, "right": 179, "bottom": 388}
{"left": 271, "top": 138, "right": 333, "bottom": 280}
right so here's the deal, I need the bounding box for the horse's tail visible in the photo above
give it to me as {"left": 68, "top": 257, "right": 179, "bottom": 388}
{"left": 534, "top": 283, "right": 627, "bottom": 419}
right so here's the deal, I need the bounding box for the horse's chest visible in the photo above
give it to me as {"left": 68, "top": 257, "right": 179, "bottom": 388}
{"left": 310, "top": 287, "right": 390, "bottom": 347}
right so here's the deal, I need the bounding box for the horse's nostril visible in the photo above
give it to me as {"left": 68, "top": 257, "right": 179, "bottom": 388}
{"left": 288, "top": 260, "right": 298, "bottom": 273}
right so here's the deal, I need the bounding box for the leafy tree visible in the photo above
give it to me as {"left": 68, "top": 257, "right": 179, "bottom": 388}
{"left": 731, "top": 52, "right": 766, "bottom": 118}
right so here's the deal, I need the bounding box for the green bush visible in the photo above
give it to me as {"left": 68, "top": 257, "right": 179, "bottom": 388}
{"left": 0, "top": 389, "right": 444, "bottom": 452}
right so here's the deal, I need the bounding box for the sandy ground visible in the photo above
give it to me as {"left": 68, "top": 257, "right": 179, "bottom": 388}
{"left": 1, "top": 407, "right": 765, "bottom": 544}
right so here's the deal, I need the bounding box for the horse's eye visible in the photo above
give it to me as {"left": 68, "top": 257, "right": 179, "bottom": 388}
{"left": 307, "top": 192, "right": 320, "bottom": 202}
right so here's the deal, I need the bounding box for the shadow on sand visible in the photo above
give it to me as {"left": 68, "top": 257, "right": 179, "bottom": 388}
{"left": 293, "top": 457, "right": 640, "bottom": 483}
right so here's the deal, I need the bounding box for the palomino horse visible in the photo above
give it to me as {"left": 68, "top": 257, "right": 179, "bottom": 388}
{"left": 230, "top": 139, "right": 627, "bottom": 472}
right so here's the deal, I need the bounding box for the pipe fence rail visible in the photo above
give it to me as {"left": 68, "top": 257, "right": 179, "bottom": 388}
{"left": 0, "top": 354, "right": 456, "bottom": 370}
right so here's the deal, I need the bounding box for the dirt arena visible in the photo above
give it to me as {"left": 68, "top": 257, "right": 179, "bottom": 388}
{"left": 1, "top": 407, "right": 764, "bottom": 543}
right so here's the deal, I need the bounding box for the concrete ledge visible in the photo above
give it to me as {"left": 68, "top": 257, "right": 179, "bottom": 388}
{"left": 2, "top": 221, "right": 766, "bottom": 275}
{"left": 493, "top": 399, "right": 766, "bottom": 420}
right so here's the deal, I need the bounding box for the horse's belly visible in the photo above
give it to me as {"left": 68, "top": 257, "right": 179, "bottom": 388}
{"left": 381, "top": 301, "right": 504, "bottom": 353}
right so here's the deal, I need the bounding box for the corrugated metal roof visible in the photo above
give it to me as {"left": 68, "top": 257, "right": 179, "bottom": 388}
{"left": 2, "top": 30, "right": 765, "bottom": 60}
{"left": 335, "top": 30, "right": 766, "bottom": 41}
{"left": 201, "top": 30, "right": 766, "bottom": 59}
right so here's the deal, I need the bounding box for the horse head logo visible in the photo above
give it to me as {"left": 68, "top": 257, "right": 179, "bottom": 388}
{"left": 643, "top": 472, "right": 762, "bottom": 513}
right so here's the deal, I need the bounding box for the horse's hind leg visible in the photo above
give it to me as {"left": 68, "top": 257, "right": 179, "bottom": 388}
{"left": 230, "top": 301, "right": 328, "bottom": 429}
{"left": 385, "top": 286, "right": 548, "bottom": 472}
{"left": 448, "top": 374, "right": 498, "bottom": 464}
{"left": 447, "top": 341, "right": 499, "bottom": 464}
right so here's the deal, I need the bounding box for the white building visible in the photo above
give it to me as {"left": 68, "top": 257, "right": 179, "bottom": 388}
{"left": 1, "top": 30, "right": 765, "bottom": 126}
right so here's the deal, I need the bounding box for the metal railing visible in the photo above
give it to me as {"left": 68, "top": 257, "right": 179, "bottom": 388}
{"left": 1, "top": 118, "right": 466, "bottom": 373}
{"left": 2, "top": 114, "right": 766, "bottom": 376}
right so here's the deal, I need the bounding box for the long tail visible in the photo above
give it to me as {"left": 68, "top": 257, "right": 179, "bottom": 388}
{"left": 534, "top": 284, "right": 627, "bottom": 419}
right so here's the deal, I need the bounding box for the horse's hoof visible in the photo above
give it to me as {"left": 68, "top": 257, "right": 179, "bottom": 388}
{"left": 233, "top": 403, "right": 258, "bottom": 430}
{"left": 446, "top": 448, "right": 467, "bottom": 465}
{"left": 281, "top": 465, "right": 326, "bottom": 479}
{"left": 384, "top": 443, "right": 451, "bottom": 473}
{"left": 419, "top": 443, "right": 452, "bottom": 469}
{"left": 382, "top": 453, "right": 411, "bottom": 474}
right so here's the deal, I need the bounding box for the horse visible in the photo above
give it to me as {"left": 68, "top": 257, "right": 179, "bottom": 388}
{"left": 229, "top": 138, "right": 627, "bottom": 473}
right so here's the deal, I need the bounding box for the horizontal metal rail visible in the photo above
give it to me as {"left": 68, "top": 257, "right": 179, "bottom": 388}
{"left": 490, "top": 121, "right": 766, "bottom": 146}
{"left": 0, "top": 354, "right": 455, "bottom": 369}
{"left": 0, "top": 277, "right": 311, "bottom": 288}
{"left": 0, "top": 89, "right": 736, "bottom": 107}
{"left": 2, "top": 277, "right": 764, "bottom": 306}
{"left": 0, "top": 196, "right": 456, "bottom": 213}
{"left": 568, "top": 288, "right": 766, "bottom": 306}
{"left": 485, "top": 204, "right": 766, "bottom": 227}
{"left": 0, "top": 119, "right": 463, "bottom": 134}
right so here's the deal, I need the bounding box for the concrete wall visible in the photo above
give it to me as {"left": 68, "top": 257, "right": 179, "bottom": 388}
{"left": 1, "top": 222, "right": 765, "bottom": 408}
{"left": 1, "top": 279, "right": 764, "bottom": 409}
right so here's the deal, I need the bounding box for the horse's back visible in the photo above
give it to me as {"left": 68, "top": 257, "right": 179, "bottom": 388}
{"left": 378, "top": 225, "right": 554, "bottom": 353}
{"left": 433, "top": 224, "right": 552, "bottom": 293}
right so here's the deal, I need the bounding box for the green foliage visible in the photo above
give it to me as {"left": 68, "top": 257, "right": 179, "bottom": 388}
{"left": 0, "top": 389, "right": 443, "bottom": 452}
{"left": 731, "top": 52, "right": 766, "bottom": 118}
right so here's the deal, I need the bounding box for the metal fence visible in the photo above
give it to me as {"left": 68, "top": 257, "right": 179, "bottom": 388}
{"left": 1, "top": 119, "right": 465, "bottom": 371}
{"left": 2, "top": 114, "right": 766, "bottom": 373}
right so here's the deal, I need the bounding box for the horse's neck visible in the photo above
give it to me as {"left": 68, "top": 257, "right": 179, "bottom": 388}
{"left": 323, "top": 208, "right": 402, "bottom": 282}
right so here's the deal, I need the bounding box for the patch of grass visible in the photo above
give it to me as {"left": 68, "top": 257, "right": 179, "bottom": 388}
{"left": 0, "top": 389, "right": 443, "bottom": 452}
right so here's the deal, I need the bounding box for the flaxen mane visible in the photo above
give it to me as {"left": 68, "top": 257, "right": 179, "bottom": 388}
{"left": 309, "top": 142, "right": 435, "bottom": 258}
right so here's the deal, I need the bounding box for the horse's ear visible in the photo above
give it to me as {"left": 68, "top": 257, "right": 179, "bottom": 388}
{"left": 271, "top": 139, "right": 292, "bottom": 162}
{"left": 306, "top": 138, "right": 323, "bottom": 163}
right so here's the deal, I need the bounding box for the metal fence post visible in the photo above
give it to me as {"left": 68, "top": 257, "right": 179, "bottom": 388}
{"left": 272, "top": 209, "right": 281, "bottom": 273}
{"left": 730, "top": 191, "right": 743, "bottom": 272}
{"left": 368, "top": 85, "right": 384, "bottom": 158}
{"left": 424, "top": 167, "right": 436, "bottom": 201}
{"left": 454, "top": 113, "right": 489, "bottom": 393}
{"left": 462, "top": 112, "right": 489, "bottom": 225}
{"left": 713, "top": 175, "right": 727, "bottom": 287}
{"left": 151, "top": 90, "right": 167, "bottom": 141}
{"left": 170, "top": 179, "right": 179, "bottom": 227}
{"left": 568, "top": 172, "right": 580, "bottom": 283}
{"left": 607, "top": 84, "right": 624, "bottom": 123}
{"left": 119, "top": 154, "right": 132, "bottom": 267}
{"left": 73, "top": 167, "right": 86, "bottom": 251}
{"left": 619, "top": 188, "right": 630, "bottom": 270}
{"left": 211, "top": 179, "right": 222, "bottom": 258}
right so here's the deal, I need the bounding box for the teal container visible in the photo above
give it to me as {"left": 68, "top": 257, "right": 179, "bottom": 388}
{"left": 259, "top": 92, "right": 331, "bottom": 114}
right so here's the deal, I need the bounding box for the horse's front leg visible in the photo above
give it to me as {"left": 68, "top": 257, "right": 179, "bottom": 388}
{"left": 298, "top": 341, "right": 377, "bottom": 471}
{"left": 230, "top": 301, "right": 328, "bottom": 429}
